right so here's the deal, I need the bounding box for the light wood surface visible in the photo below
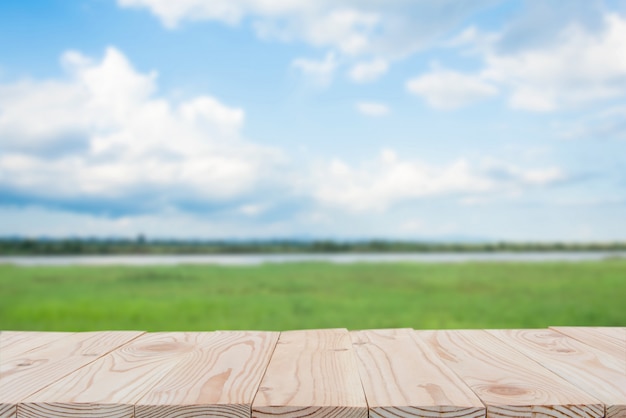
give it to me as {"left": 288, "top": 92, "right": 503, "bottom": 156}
{"left": 350, "top": 329, "right": 484, "bottom": 418}
{"left": 0, "top": 332, "right": 73, "bottom": 360}
{"left": 416, "top": 330, "right": 604, "bottom": 418}
{"left": 0, "top": 331, "right": 60, "bottom": 350}
{"left": 0, "top": 404, "right": 14, "bottom": 418}
{"left": 489, "top": 329, "right": 626, "bottom": 418}
{"left": 588, "top": 327, "right": 626, "bottom": 344}
{"left": 135, "top": 331, "right": 279, "bottom": 418}
{"left": 551, "top": 327, "right": 625, "bottom": 359}
{"left": 18, "top": 332, "right": 199, "bottom": 418}
{"left": 1, "top": 328, "right": 623, "bottom": 418}
{"left": 252, "top": 329, "right": 367, "bottom": 418}
{"left": 0, "top": 331, "right": 142, "bottom": 418}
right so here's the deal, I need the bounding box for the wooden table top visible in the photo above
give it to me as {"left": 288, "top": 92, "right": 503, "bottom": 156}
{"left": 1, "top": 327, "right": 624, "bottom": 418}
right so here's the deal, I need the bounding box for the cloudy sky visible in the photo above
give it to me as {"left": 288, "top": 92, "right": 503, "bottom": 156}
{"left": 1, "top": 0, "right": 625, "bottom": 241}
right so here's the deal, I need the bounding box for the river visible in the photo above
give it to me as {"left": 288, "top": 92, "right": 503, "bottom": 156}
{"left": 0, "top": 251, "right": 624, "bottom": 266}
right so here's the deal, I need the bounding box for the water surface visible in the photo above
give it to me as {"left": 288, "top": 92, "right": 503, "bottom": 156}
{"left": 1, "top": 251, "right": 624, "bottom": 266}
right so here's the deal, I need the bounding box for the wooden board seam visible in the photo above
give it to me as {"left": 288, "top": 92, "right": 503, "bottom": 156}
{"left": 249, "top": 330, "right": 282, "bottom": 415}
{"left": 410, "top": 329, "right": 488, "bottom": 412}
{"left": 11, "top": 331, "right": 147, "bottom": 404}
{"left": 348, "top": 333, "right": 371, "bottom": 412}
{"left": 487, "top": 330, "right": 612, "bottom": 418}
{"left": 415, "top": 329, "right": 604, "bottom": 417}
{"left": 489, "top": 328, "right": 608, "bottom": 407}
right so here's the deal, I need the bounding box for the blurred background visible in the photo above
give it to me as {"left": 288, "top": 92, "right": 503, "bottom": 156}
{"left": 1, "top": 0, "right": 625, "bottom": 331}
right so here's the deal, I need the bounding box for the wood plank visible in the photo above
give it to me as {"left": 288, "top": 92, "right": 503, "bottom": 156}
{"left": 0, "top": 332, "right": 73, "bottom": 360}
{"left": 1, "top": 331, "right": 142, "bottom": 418}
{"left": 489, "top": 329, "right": 626, "bottom": 418}
{"left": 135, "top": 331, "right": 279, "bottom": 418}
{"left": 0, "top": 331, "right": 30, "bottom": 346}
{"left": 0, "top": 331, "right": 59, "bottom": 350}
{"left": 252, "top": 329, "right": 367, "bottom": 418}
{"left": 552, "top": 326, "right": 625, "bottom": 345}
{"left": 589, "top": 327, "right": 626, "bottom": 345}
{"left": 551, "top": 327, "right": 625, "bottom": 359}
{"left": 16, "top": 332, "right": 199, "bottom": 418}
{"left": 350, "top": 329, "right": 485, "bottom": 418}
{"left": 0, "top": 405, "right": 14, "bottom": 418}
{"left": 416, "top": 330, "right": 604, "bottom": 418}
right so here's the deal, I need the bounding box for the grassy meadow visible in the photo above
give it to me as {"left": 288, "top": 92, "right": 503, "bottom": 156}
{"left": 1, "top": 261, "right": 625, "bottom": 331}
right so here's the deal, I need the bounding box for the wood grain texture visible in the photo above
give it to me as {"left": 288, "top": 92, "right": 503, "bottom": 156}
{"left": 252, "top": 329, "right": 367, "bottom": 418}
{"left": 135, "top": 331, "right": 279, "bottom": 418}
{"left": 416, "top": 330, "right": 604, "bottom": 418}
{"left": 0, "top": 332, "right": 73, "bottom": 360}
{"left": 1, "top": 331, "right": 142, "bottom": 418}
{"left": 551, "top": 327, "right": 625, "bottom": 359}
{"left": 3, "top": 328, "right": 623, "bottom": 418}
{"left": 17, "top": 332, "right": 199, "bottom": 418}
{"left": 350, "top": 329, "right": 485, "bottom": 418}
{"left": 0, "top": 332, "right": 55, "bottom": 350}
{"left": 489, "top": 329, "right": 626, "bottom": 418}
{"left": 588, "top": 327, "right": 626, "bottom": 344}
{"left": 0, "top": 404, "right": 15, "bottom": 418}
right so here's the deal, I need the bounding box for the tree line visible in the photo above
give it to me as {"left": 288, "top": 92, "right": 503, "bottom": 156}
{"left": 1, "top": 237, "right": 626, "bottom": 255}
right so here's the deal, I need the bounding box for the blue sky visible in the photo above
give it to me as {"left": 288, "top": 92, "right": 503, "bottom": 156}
{"left": 1, "top": 0, "right": 625, "bottom": 241}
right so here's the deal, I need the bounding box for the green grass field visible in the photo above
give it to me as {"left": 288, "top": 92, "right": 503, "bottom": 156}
{"left": 1, "top": 261, "right": 624, "bottom": 331}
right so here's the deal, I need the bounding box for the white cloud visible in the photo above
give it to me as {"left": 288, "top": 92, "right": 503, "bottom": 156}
{"left": 349, "top": 58, "right": 388, "bottom": 83}
{"left": 299, "top": 9, "right": 379, "bottom": 55}
{"left": 118, "top": 1, "right": 626, "bottom": 102}
{"left": 444, "top": 26, "right": 481, "bottom": 48}
{"left": 310, "top": 150, "right": 564, "bottom": 212}
{"left": 0, "top": 80, "right": 91, "bottom": 147}
{"left": 419, "top": 13, "right": 626, "bottom": 111}
{"left": 488, "top": 14, "right": 626, "bottom": 111}
{"left": 0, "top": 47, "right": 282, "bottom": 207}
{"left": 117, "top": 0, "right": 250, "bottom": 28}
{"left": 356, "top": 101, "right": 389, "bottom": 117}
{"left": 558, "top": 105, "right": 626, "bottom": 141}
{"left": 480, "top": 159, "right": 566, "bottom": 186}
{"left": 117, "top": 0, "right": 495, "bottom": 83}
{"left": 520, "top": 167, "right": 565, "bottom": 185}
{"left": 0, "top": 205, "right": 291, "bottom": 239}
{"left": 119, "top": 0, "right": 381, "bottom": 55}
{"left": 406, "top": 67, "right": 498, "bottom": 109}
{"left": 292, "top": 52, "right": 337, "bottom": 84}
{"left": 238, "top": 203, "right": 267, "bottom": 216}
{"left": 401, "top": 218, "right": 423, "bottom": 232}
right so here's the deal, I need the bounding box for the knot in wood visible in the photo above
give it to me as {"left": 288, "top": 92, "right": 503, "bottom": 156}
{"left": 486, "top": 384, "right": 529, "bottom": 397}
